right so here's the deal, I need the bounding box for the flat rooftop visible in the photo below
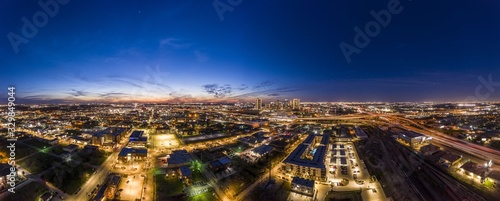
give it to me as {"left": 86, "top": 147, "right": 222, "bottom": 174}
{"left": 92, "top": 127, "right": 127, "bottom": 137}
{"left": 168, "top": 150, "right": 192, "bottom": 165}
{"left": 354, "top": 127, "right": 368, "bottom": 138}
{"left": 283, "top": 134, "right": 328, "bottom": 169}
{"left": 460, "top": 161, "right": 486, "bottom": 176}
{"left": 130, "top": 130, "right": 144, "bottom": 139}
{"left": 440, "top": 152, "right": 461, "bottom": 163}
{"left": 400, "top": 131, "right": 425, "bottom": 138}
{"left": 292, "top": 177, "right": 315, "bottom": 188}
{"left": 119, "top": 147, "right": 147, "bottom": 157}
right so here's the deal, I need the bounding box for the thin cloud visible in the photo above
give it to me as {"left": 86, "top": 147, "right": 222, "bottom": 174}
{"left": 202, "top": 84, "right": 232, "bottom": 98}
{"left": 253, "top": 80, "right": 275, "bottom": 90}
{"left": 235, "top": 84, "right": 248, "bottom": 90}
{"left": 68, "top": 89, "right": 88, "bottom": 97}
{"left": 194, "top": 50, "right": 209, "bottom": 62}
{"left": 232, "top": 86, "right": 303, "bottom": 99}
{"left": 160, "top": 38, "right": 191, "bottom": 49}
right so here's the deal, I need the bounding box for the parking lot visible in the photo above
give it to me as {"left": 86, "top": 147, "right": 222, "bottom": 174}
{"left": 326, "top": 142, "right": 363, "bottom": 184}
{"left": 321, "top": 141, "right": 386, "bottom": 201}
{"left": 151, "top": 134, "right": 180, "bottom": 149}
{"left": 116, "top": 174, "right": 145, "bottom": 201}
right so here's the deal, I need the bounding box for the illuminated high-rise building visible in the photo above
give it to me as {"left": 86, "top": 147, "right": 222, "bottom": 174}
{"left": 292, "top": 99, "right": 301, "bottom": 110}
{"left": 255, "top": 98, "right": 262, "bottom": 110}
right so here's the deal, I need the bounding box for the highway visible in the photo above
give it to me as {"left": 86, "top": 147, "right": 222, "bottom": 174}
{"left": 386, "top": 115, "right": 500, "bottom": 165}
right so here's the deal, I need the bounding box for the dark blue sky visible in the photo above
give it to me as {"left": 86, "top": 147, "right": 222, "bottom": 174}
{"left": 1, "top": 0, "right": 500, "bottom": 103}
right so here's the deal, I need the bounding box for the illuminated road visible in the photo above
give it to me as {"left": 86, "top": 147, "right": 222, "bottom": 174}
{"left": 386, "top": 116, "right": 500, "bottom": 165}
{"left": 67, "top": 153, "right": 117, "bottom": 201}
{"left": 66, "top": 129, "right": 136, "bottom": 201}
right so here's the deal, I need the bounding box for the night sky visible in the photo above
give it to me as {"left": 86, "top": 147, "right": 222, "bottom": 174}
{"left": 1, "top": 0, "right": 500, "bottom": 103}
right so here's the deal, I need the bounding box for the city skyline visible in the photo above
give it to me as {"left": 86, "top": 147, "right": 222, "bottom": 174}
{"left": 2, "top": 0, "right": 500, "bottom": 103}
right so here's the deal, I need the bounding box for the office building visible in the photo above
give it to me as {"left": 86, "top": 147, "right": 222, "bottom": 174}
{"left": 255, "top": 98, "right": 262, "bottom": 110}
{"left": 292, "top": 99, "right": 300, "bottom": 110}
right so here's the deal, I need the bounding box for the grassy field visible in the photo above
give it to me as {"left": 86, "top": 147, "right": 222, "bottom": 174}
{"left": 187, "top": 189, "right": 217, "bottom": 201}
{"left": 22, "top": 139, "right": 52, "bottom": 149}
{"left": 83, "top": 150, "right": 110, "bottom": 166}
{"left": 18, "top": 153, "right": 61, "bottom": 174}
{"left": 155, "top": 173, "right": 186, "bottom": 200}
{"left": 0, "top": 139, "right": 37, "bottom": 160}
{"left": 41, "top": 163, "right": 94, "bottom": 194}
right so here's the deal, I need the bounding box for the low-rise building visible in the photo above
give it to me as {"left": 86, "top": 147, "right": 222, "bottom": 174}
{"left": 269, "top": 140, "right": 289, "bottom": 152}
{"left": 105, "top": 175, "right": 121, "bottom": 200}
{"left": 354, "top": 127, "right": 368, "bottom": 139}
{"left": 398, "top": 131, "right": 430, "bottom": 148}
{"left": 439, "top": 152, "right": 462, "bottom": 167}
{"left": 420, "top": 144, "right": 440, "bottom": 156}
{"left": 251, "top": 145, "right": 274, "bottom": 157}
{"left": 91, "top": 127, "right": 128, "bottom": 146}
{"left": 486, "top": 169, "right": 500, "bottom": 185}
{"left": 460, "top": 161, "right": 487, "bottom": 181}
{"left": 209, "top": 157, "right": 231, "bottom": 172}
{"left": 168, "top": 150, "right": 192, "bottom": 168}
{"left": 128, "top": 136, "right": 148, "bottom": 148}
{"left": 291, "top": 177, "right": 315, "bottom": 196}
{"left": 118, "top": 147, "right": 147, "bottom": 162}
{"left": 69, "top": 136, "right": 91, "bottom": 146}
{"left": 129, "top": 130, "right": 144, "bottom": 141}
{"left": 179, "top": 166, "right": 192, "bottom": 179}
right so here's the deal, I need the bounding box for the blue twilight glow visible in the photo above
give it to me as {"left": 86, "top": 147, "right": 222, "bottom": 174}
{"left": 1, "top": 0, "right": 500, "bottom": 103}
